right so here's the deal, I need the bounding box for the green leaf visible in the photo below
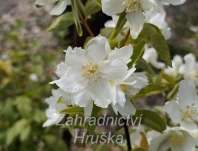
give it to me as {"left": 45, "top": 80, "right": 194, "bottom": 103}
{"left": 139, "top": 23, "right": 171, "bottom": 65}
{"left": 136, "top": 59, "right": 155, "bottom": 75}
{"left": 166, "top": 83, "right": 179, "bottom": 100}
{"left": 20, "top": 125, "right": 31, "bottom": 141}
{"left": 130, "top": 39, "right": 146, "bottom": 66}
{"left": 48, "top": 12, "right": 74, "bottom": 31}
{"left": 135, "top": 109, "right": 166, "bottom": 132}
{"left": 71, "top": 0, "right": 83, "bottom": 36}
{"left": 109, "top": 12, "right": 126, "bottom": 40}
{"left": 6, "top": 119, "right": 29, "bottom": 145}
{"left": 15, "top": 96, "right": 32, "bottom": 117}
{"left": 61, "top": 106, "right": 84, "bottom": 115}
{"left": 134, "top": 84, "right": 167, "bottom": 98}
{"left": 85, "top": 0, "right": 101, "bottom": 16}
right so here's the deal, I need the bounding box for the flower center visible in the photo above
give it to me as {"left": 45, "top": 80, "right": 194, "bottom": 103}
{"left": 123, "top": 0, "right": 142, "bottom": 12}
{"left": 82, "top": 63, "right": 98, "bottom": 79}
{"left": 120, "top": 84, "right": 129, "bottom": 92}
{"left": 182, "top": 105, "right": 198, "bottom": 121}
{"left": 170, "top": 132, "right": 185, "bottom": 145}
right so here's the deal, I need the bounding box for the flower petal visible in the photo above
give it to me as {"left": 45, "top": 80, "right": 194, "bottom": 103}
{"left": 50, "top": 0, "right": 68, "bottom": 16}
{"left": 51, "top": 76, "right": 86, "bottom": 93}
{"left": 171, "top": 130, "right": 196, "bottom": 151}
{"left": 109, "top": 45, "right": 133, "bottom": 63}
{"left": 164, "top": 101, "right": 182, "bottom": 124}
{"left": 116, "top": 87, "right": 126, "bottom": 107}
{"left": 43, "top": 108, "right": 64, "bottom": 127}
{"left": 65, "top": 47, "right": 88, "bottom": 68}
{"left": 86, "top": 35, "right": 110, "bottom": 63}
{"left": 72, "top": 91, "right": 92, "bottom": 107}
{"left": 178, "top": 80, "right": 198, "bottom": 108}
{"left": 87, "top": 79, "right": 112, "bottom": 108}
{"left": 101, "top": 0, "right": 125, "bottom": 16}
{"left": 100, "top": 59, "right": 128, "bottom": 81}
{"left": 55, "top": 62, "right": 67, "bottom": 77}
{"left": 115, "top": 100, "right": 136, "bottom": 117}
{"left": 126, "top": 11, "right": 145, "bottom": 39}
{"left": 143, "top": 47, "right": 165, "bottom": 69}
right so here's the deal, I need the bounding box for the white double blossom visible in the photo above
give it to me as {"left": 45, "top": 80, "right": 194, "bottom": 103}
{"left": 149, "top": 128, "right": 197, "bottom": 151}
{"left": 164, "top": 80, "right": 198, "bottom": 130}
{"left": 51, "top": 35, "right": 133, "bottom": 109}
{"left": 35, "top": 0, "right": 70, "bottom": 15}
{"left": 43, "top": 89, "right": 71, "bottom": 127}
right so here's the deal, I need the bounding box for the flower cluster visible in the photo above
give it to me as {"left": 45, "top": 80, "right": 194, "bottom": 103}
{"left": 35, "top": 0, "right": 198, "bottom": 150}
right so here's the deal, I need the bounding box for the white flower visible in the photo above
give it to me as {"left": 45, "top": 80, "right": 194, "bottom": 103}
{"left": 101, "top": 0, "right": 159, "bottom": 38}
{"left": 143, "top": 47, "right": 165, "bottom": 69}
{"left": 43, "top": 89, "right": 71, "bottom": 127}
{"left": 150, "top": 127, "right": 197, "bottom": 151}
{"left": 164, "top": 54, "right": 198, "bottom": 83}
{"left": 164, "top": 80, "right": 198, "bottom": 130}
{"left": 35, "top": 0, "right": 70, "bottom": 16}
{"left": 180, "top": 54, "right": 198, "bottom": 84}
{"left": 51, "top": 35, "right": 133, "bottom": 110}
{"left": 164, "top": 55, "right": 183, "bottom": 77}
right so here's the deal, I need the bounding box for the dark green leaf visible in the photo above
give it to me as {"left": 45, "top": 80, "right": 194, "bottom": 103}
{"left": 130, "top": 39, "right": 146, "bottom": 66}
{"left": 110, "top": 12, "right": 126, "bottom": 40}
{"left": 71, "top": 0, "right": 83, "bottom": 36}
{"left": 139, "top": 23, "right": 171, "bottom": 65}
{"left": 135, "top": 109, "right": 166, "bottom": 132}
{"left": 134, "top": 84, "right": 167, "bottom": 98}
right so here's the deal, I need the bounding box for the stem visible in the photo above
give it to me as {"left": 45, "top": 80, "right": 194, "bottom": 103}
{"left": 123, "top": 119, "right": 132, "bottom": 151}
{"left": 80, "top": 17, "right": 94, "bottom": 37}
{"left": 109, "top": 12, "right": 126, "bottom": 40}
{"left": 121, "top": 30, "right": 130, "bottom": 46}
{"left": 75, "top": 0, "right": 94, "bottom": 37}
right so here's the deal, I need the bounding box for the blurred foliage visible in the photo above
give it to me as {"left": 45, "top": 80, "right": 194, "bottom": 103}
{"left": 0, "top": 19, "right": 69, "bottom": 151}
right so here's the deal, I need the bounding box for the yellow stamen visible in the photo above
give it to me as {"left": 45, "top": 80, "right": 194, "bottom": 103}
{"left": 82, "top": 63, "right": 98, "bottom": 79}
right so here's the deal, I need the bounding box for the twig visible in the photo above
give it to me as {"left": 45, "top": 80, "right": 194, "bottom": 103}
{"left": 123, "top": 119, "right": 132, "bottom": 151}
{"left": 80, "top": 17, "right": 94, "bottom": 37}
